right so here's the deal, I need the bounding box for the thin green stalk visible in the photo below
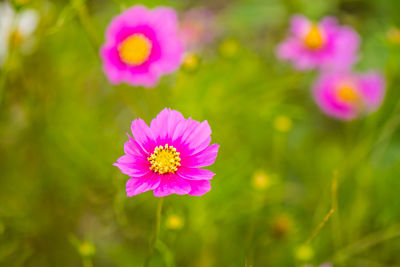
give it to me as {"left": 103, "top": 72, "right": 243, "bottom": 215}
{"left": 331, "top": 171, "right": 344, "bottom": 267}
{"left": 69, "top": 0, "right": 148, "bottom": 117}
{"left": 71, "top": 0, "right": 100, "bottom": 52}
{"left": 144, "top": 197, "right": 164, "bottom": 267}
{"left": 0, "top": 67, "right": 8, "bottom": 108}
{"left": 333, "top": 224, "right": 400, "bottom": 261}
{"left": 0, "top": 37, "right": 16, "bottom": 109}
{"left": 244, "top": 189, "right": 270, "bottom": 266}
{"left": 305, "top": 208, "right": 334, "bottom": 245}
{"left": 83, "top": 258, "right": 93, "bottom": 267}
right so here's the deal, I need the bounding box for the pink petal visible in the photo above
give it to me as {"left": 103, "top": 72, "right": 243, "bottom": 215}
{"left": 179, "top": 119, "right": 201, "bottom": 142}
{"left": 171, "top": 119, "right": 191, "bottom": 142}
{"left": 131, "top": 119, "right": 156, "bottom": 153}
{"left": 114, "top": 155, "right": 150, "bottom": 177}
{"left": 170, "top": 118, "right": 201, "bottom": 155}
{"left": 124, "top": 70, "right": 160, "bottom": 88}
{"left": 187, "top": 180, "right": 211, "bottom": 196}
{"left": 327, "top": 25, "right": 360, "bottom": 71}
{"left": 126, "top": 172, "right": 161, "bottom": 196}
{"left": 124, "top": 138, "right": 147, "bottom": 157}
{"left": 180, "top": 120, "right": 212, "bottom": 155}
{"left": 180, "top": 144, "right": 219, "bottom": 168}
{"left": 153, "top": 174, "right": 191, "bottom": 197}
{"left": 358, "top": 72, "right": 385, "bottom": 112}
{"left": 319, "top": 16, "right": 339, "bottom": 30}
{"left": 276, "top": 38, "right": 316, "bottom": 71}
{"left": 290, "top": 14, "right": 310, "bottom": 37}
{"left": 151, "top": 7, "right": 179, "bottom": 33}
{"left": 177, "top": 167, "right": 215, "bottom": 180}
{"left": 106, "top": 5, "right": 149, "bottom": 43}
{"left": 150, "top": 108, "right": 184, "bottom": 142}
{"left": 149, "top": 7, "right": 184, "bottom": 73}
{"left": 276, "top": 38, "right": 300, "bottom": 60}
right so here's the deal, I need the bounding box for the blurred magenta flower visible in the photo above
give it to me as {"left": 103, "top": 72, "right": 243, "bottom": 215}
{"left": 313, "top": 71, "right": 385, "bottom": 120}
{"left": 100, "top": 5, "right": 184, "bottom": 88}
{"left": 276, "top": 15, "right": 360, "bottom": 71}
{"left": 179, "top": 8, "right": 219, "bottom": 51}
{"left": 114, "top": 108, "right": 219, "bottom": 197}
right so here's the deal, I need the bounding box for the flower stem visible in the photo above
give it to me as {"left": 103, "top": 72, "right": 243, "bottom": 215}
{"left": 305, "top": 208, "right": 335, "bottom": 245}
{"left": 0, "top": 47, "right": 15, "bottom": 109}
{"left": 82, "top": 258, "right": 93, "bottom": 267}
{"left": 0, "top": 68, "right": 7, "bottom": 109}
{"left": 144, "top": 197, "right": 164, "bottom": 267}
{"left": 71, "top": 0, "right": 100, "bottom": 52}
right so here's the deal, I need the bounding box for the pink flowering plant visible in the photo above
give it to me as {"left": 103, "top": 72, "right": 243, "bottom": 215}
{"left": 100, "top": 5, "right": 184, "bottom": 88}
{"left": 276, "top": 15, "right": 360, "bottom": 71}
{"left": 114, "top": 108, "right": 219, "bottom": 197}
{"left": 313, "top": 71, "right": 385, "bottom": 120}
{"left": 276, "top": 14, "right": 386, "bottom": 120}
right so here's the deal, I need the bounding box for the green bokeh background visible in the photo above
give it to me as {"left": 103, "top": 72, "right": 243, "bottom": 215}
{"left": 1, "top": 0, "right": 400, "bottom": 266}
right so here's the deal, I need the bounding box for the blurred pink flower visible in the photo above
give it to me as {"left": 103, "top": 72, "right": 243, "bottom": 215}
{"left": 114, "top": 108, "right": 219, "bottom": 197}
{"left": 276, "top": 15, "right": 360, "bottom": 71}
{"left": 313, "top": 71, "right": 385, "bottom": 120}
{"left": 100, "top": 5, "right": 184, "bottom": 88}
{"left": 179, "top": 8, "right": 219, "bottom": 51}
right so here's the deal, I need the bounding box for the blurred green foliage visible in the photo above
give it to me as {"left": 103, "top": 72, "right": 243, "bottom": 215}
{"left": 1, "top": 0, "right": 400, "bottom": 266}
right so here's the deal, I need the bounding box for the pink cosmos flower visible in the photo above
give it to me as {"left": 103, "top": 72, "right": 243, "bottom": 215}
{"left": 114, "top": 108, "right": 219, "bottom": 197}
{"left": 276, "top": 15, "right": 360, "bottom": 71}
{"left": 100, "top": 5, "right": 184, "bottom": 88}
{"left": 313, "top": 71, "right": 385, "bottom": 120}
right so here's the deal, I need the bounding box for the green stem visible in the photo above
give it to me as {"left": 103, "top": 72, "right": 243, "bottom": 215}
{"left": 0, "top": 38, "right": 17, "bottom": 109}
{"left": 82, "top": 258, "right": 93, "bottom": 267}
{"left": 144, "top": 197, "right": 164, "bottom": 267}
{"left": 0, "top": 67, "right": 8, "bottom": 108}
{"left": 71, "top": 0, "right": 100, "bottom": 52}
{"left": 70, "top": 0, "right": 148, "bottom": 118}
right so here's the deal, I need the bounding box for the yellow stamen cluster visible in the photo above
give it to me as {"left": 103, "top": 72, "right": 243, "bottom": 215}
{"left": 304, "top": 24, "right": 325, "bottom": 50}
{"left": 336, "top": 83, "right": 359, "bottom": 102}
{"left": 148, "top": 144, "right": 181, "bottom": 175}
{"left": 118, "top": 34, "right": 152, "bottom": 65}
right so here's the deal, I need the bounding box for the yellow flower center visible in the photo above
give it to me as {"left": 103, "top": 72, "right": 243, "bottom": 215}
{"left": 336, "top": 83, "right": 359, "bottom": 102}
{"left": 118, "top": 34, "right": 152, "bottom": 65}
{"left": 148, "top": 144, "right": 181, "bottom": 175}
{"left": 304, "top": 25, "right": 325, "bottom": 50}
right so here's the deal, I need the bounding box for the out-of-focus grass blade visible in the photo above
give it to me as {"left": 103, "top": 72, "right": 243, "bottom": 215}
{"left": 45, "top": 3, "right": 79, "bottom": 36}
{"left": 155, "top": 240, "right": 176, "bottom": 267}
